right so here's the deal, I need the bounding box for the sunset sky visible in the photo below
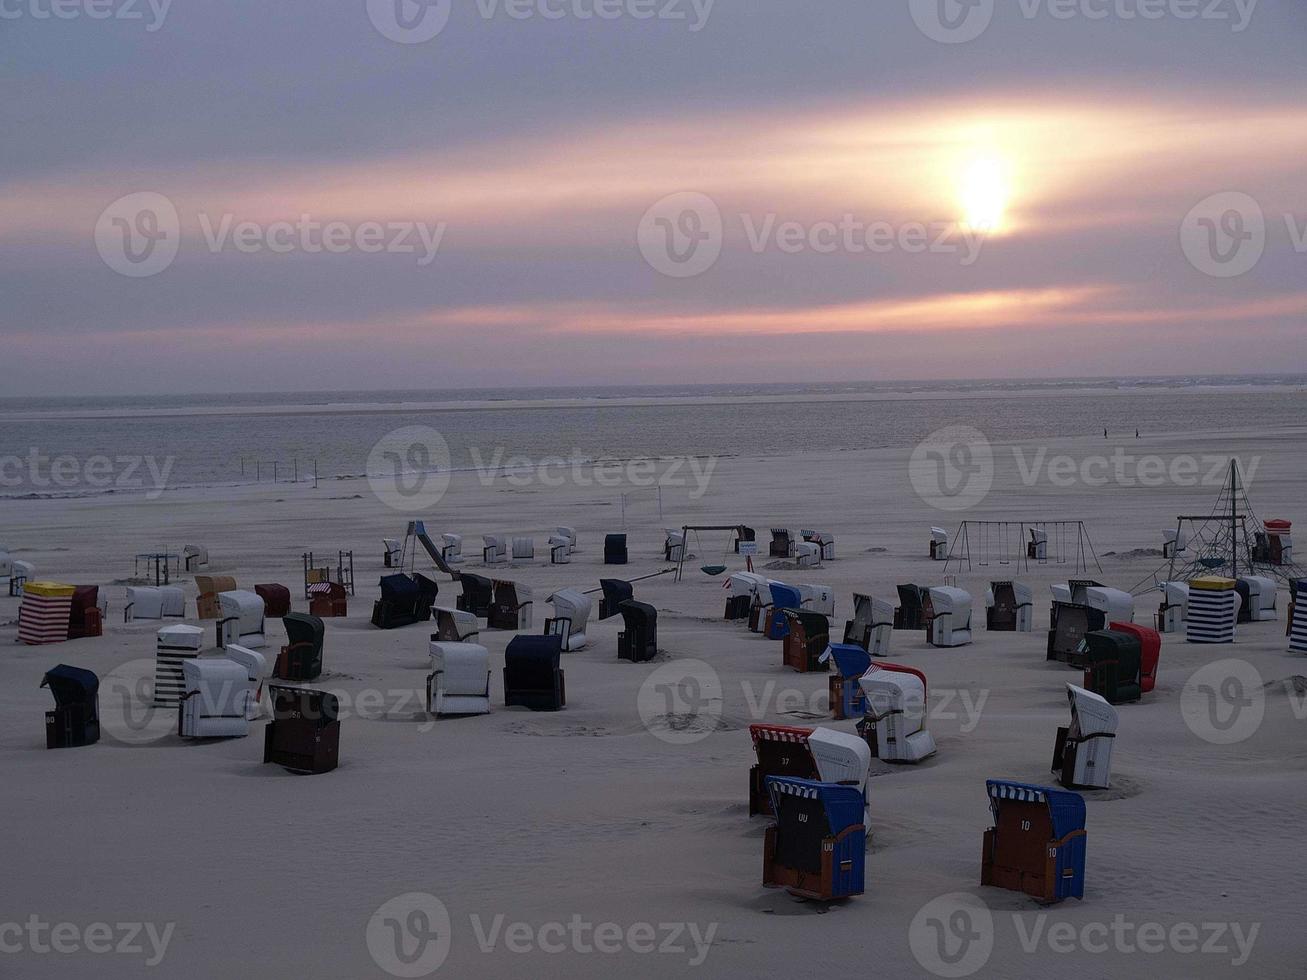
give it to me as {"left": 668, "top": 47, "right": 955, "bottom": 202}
{"left": 3, "top": 0, "right": 1306, "bottom": 393}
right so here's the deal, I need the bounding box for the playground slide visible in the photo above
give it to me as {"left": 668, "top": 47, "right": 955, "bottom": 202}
{"left": 411, "top": 521, "right": 458, "bottom": 577}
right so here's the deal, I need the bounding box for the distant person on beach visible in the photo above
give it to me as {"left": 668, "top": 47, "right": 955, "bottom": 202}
{"left": 1104, "top": 428, "right": 1108, "bottom": 438}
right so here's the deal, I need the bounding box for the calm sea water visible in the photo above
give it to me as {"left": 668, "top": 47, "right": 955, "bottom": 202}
{"left": 1, "top": 377, "right": 1304, "bottom": 496}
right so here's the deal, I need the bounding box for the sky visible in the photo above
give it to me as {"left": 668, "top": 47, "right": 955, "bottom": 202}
{"left": 2, "top": 0, "right": 1306, "bottom": 394}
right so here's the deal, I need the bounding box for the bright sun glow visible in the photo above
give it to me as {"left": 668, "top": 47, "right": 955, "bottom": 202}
{"left": 958, "top": 155, "right": 1011, "bottom": 233}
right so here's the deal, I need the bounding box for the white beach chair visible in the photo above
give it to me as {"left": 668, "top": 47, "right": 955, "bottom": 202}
{"left": 482, "top": 534, "right": 508, "bottom": 565}
{"left": 927, "top": 586, "right": 973, "bottom": 647}
{"left": 218, "top": 590, "right": 267, "bottom": 649}
{"left": 179, "top": 658, "right": 253, "bottom": 738}
{"left": 548, "top": 534, "right": 572, "bottom": 565}
{"left": 511, "top": 536, "right": 535, "bottom": 561}
{"left": 545, "top": 588, "right": 592, "bottom": 651}
{"left": 1053, "top": 684, "right": 1117, "bottom": 789}
{"left": 859, "top": 668, "right": 936, "bottom": 763}
{"left": 441, "top": 533, "right": 464, "bottom": 564}
{"left": 223, "top": 644, "right": 270, "bottom": 719}
{"left": 427, "top": 641, "right": 491, "bottom": 717}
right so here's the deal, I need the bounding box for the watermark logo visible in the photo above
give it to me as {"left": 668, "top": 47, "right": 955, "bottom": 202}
{"left": 367, "top": 425, "right": 453, "bottom": 513}
{"left": 638, "top": 191, "right": 723, "bottom": 278}
{"left": 366, "top": 893, "right": 452, "bottom": 977}
{"left": 1181, "top": 658, "right": 1265, "bottom": 744}
{"left": 637, "top": 659, "right": 722, "bottom": 745}
{"left": 909, "top": 0, "right": 994, "bottom": 44}
{"left": 909, "top": 425, "right": 994, "bottom": 511}
{"left": 909, "top": 893, "right": 995, "bottom": 977}
{"left": 367, "top": 0, "right": 452, "bottom": 43}
{"left": 94, "top": 192, "right": 180, "bottom": 278}
{"left": 98, "top": 658, "right": 176, "bottom": 746}
{"left": 1181, "top": 191, "right": 1265, "bottom": 278}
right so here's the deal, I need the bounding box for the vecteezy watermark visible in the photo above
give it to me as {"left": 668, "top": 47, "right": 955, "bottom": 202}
{"left": 909, "top": 0, "right": 1257, "bottom": 44}
{"left": 909, "top": 893, "right": 1260, "bottom": 976}
{"left": 0, "top": 0, "right": 172, "bottom": 31}
{"left": 741, "top": 679, "right": 988, "bottom": 732}
{"left": 637, "top": 660, "right": 724, "bottom": 745}
{"left": 909, "top": 426, "right": 995, "bottom": 512}
{"left": 367, "top": 426, "right": 454, "bottom": 514}
{"left": 95, "top": 192, "right": 447, "bottom": 277}
{"left": 0, "top": 917, "right": 175, "bottom": 966}
{"left": 468, "top": 448, "right": 718, "bottom": 498}
{"left": 0, "top": 450, "right": 175, "bottom": 500}
{"left": 365, "top": 893, "right": 717, "bottom": 974}
{"left": 637, "top": 191, "right": 988, "bottom": 278}
{"left": 366, "top": 0, "right": 714, "bottom": 44}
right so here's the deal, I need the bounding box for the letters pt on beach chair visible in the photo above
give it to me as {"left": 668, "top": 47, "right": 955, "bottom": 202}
{"left": 1052, "top": 684, "right": 1117, "bottom": 790}
{"left": 981, "top": 780, "right": 1086, "bottom": 903}
{"left": 263, "top": 685, "right": 340, "bottom": 774}
{"left": 42, "top": 664, "right": 100, "bottom": 749}
{"left": 504, "top": 635, "right": 566, "bottom": 711}
{"left": 762, "top": 777, "right": 866, "bottom": 901}
{"left": 428, "top": 641, "right": 492, "bottom": 717}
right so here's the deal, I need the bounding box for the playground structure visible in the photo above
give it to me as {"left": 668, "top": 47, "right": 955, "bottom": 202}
{"left": 301, "top": 550, "right": 354, "bottom": 600}
{"left": 620, "top": 487, "right": 664, "bottom": 529}
{"left": 943, "top": 521, "right": 1101, "bottom": 576}
{"left": 397, "top": 520, "right": 460, "bottom": 578}
{"left": 672, "top": 525, "right": 754, "bottom": 582}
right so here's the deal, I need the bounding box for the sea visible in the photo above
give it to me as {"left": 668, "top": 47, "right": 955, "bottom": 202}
{"left": 1, "top": 376, "right": 1303, "bottom": 497}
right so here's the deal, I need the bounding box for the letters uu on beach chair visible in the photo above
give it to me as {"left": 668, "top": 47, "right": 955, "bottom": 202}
{"left": 263, "top": 685, "right": 340, "bottom": 774}
{"left": 1290, "top": 580, "right": 1307, "bottom": 653}
{"left": 663, "top": 529, "right": 685, "bottom": 563}
{"left": 544, "top": 589, "right": 591, "bottom": 651}
{"left": 224, "top": 644, "right": 269, "bottom": 719}
{"left": 482, "top": 534, "right": 508, "bottom": 565}
{"left": 764, "top": 583, "right": 804, "bottom": 640}
{"left": 1077, "top": 629, "right": 1142, "bottom": 704}
{"left": 929, "top": 527, "right": 948, "bottom": 560}
{"left": 179, "top": 658, "right": 252, "bottom": 739}
{"left": 548, "top": 534, "right": 572, "bottom": 565}
{"left": 1052, "top": 684, "right": 1117, "bottom": 790}
{"left": 986, "top": 581, "right": 1033, "bottom": 632}
{"left": 428, "top": 641, "right": 491, "bottom": 717}
{"left": 769, "top": 528, "right": 796, "bottom": 559}
{"left": 1237, "top": 575, "right": 1277, "bottom": 623}
{"left": 218, "top": 589, "right": 267, "bottom": 649}
{"left": 182, "top": 544, "right": 209, "bottom": 571}
{"left": 782, "top": 610, "right": 830, "bottom": 673}
{"left": 42, "top": 664, "right": 100, "bottom": 749}
{"left": 1156, "top": 581, "right": 1188, "bottom": 633}
{"left": 17, "top": 581, "right": 73, "bottom": 645}
{"left": 927, "top": 587, "right": 973, "bottom": 647}
{"left": 617, "top": 600, "right": 658, "bottom": 663}
{"left": 726, "top": 572, "right": 770, "bottom": 621}
{"left": 604, "top": 533, "right": 628, "bottom": 565}
{"left": 194, "top": 575, "right": 237, "bottom": 619}
{"left": 488, "top": 579, "right": 533, "bottom": 630}
{"left": 154, "top": 624, "right": 205, "bottom": 707}
{"left": 433, "top": 605, "right": 480, "bottom": 643}
{"left": 503, "top": 635, "right": 566, "bottom": 711}
{"left": 598, "top": 578, "right": 634, "bottom": 620}
{"left": 254, "top": 583, "right": 292, "bottom": 618}
{"left": 456, "top": 573, "right": 494, "bottom": 618}
{"left": 858, "top": 663, "right": 936, "bottom": 763}
{"left": 982, "top": 780, "right": 1087, "bottom": 903}
{"left": 1106, "top": 622, "right": 1160, "bottom": 694}
{"left": 825, "top": 643, "right": 872, "bottom": 720}
{"left": 1187, "top": 576, "right": 1239, "bottom": 643}
{"left": 748, "top": 724, "right": 819, "bottom": 816}
{"left": 843, "top": 593, "right": 893, "bottom": 656}
{"left": 763, "top": 777, "right": 866, "bottom": 901}
{"left": 276, "top": 612, "right": 324, "bottom": 681}
{"left": 371, "top": 573, "right": 438, "bottom": 630}
{"left": 802, "top": 529, "right": 836, "bottom": 561}
{"left": 894, "top": 584, "right": 927, "bottom": 630}
{"left": 382, "top": 538, "right": 403, "bottom": 568}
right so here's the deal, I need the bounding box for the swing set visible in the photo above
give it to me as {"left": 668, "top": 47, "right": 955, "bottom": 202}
{"left": 942, "top": 520, "right": 1101, "bottom": 575}
{"left": 672, "top": 525, "right": 751, "bottom": 582}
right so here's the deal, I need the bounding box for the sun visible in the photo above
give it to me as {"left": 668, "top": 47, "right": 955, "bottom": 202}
{"left": 958, "top": 154, "right": 1011, "bottom": 234}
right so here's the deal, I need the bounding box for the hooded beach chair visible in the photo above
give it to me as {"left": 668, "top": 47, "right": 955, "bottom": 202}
{"left": 982, "top": 780, "right": 1087, "bottom": 902}
{"left": 663, "top": 529, "right": 685, "bottom": 563}
{"left": 762, "top": 777, "right": 866, "bottom": 900}
{"left": 1052, "top": 685, "right": 1118, "bottom": 790}
{"left": 1046, "top": 602, "right": 1095, "bottom": 663}
{"left": 929, "top": 527, "right": 948, "bottom": 560}
{"left": 511, "top": 536, "right": 535, "bottom": 561}
{"left": 795, "top": 541, "right": 820, "bottom": 567}
{"left": 503, "top": 634, "right": 566, "bottom": 711}
{"left": 842, "top": 593, "right": 893, "bottom": 656}
{"left": 733, "top": 525, "right": 756, "bottom": 553}
{"left": 195, "top": 575, "right": 237, "bottom": 619}
{"left": 1106, "top": 622, "right": 1159, "bottom": 694}
{"left": 544, "top": 589, "right": 591, "bottom": 651}
{"left": 824, "top": 643, "right": 872, "bottom": 720}
{"left": 927, "top": 587, "right": 973, "bottom": 647}
{"left": 1261, "top": 519, "right": 1293, "bottom": 565}
{"left": 154, "top": 624, "right": 205, "bottom": 706}
{"left": 604, "top": 533, "right": 628, "bottom": 565}
{"left": 1078, "top": 629, "right": 1142, "bottom": 704}
{"left": 782, "top": 610, "right": 830, "bottom": 673}
{"left": 1028, "top": 528, "right": 1049, "bottom": 560}
{"left": 808, "top": 727, "right": 872, "bottom": 808}
{"left": 548, "top": 534, "right": 571, "bottom": 564}
{"left": 1084, "top": 587, "right": 1134, "bottom": 632}
{"left": 441, "top": 533, "right": 464, "bottom": 564}
{"left": 725, "top": 572, "right": 770, "bottom": 621}
{"left": 123, "top": 585, "right": 165, "bottom": 622}
{"left": 1238, "top": 575, "right": 1277, "bottom": 622}
{"left": 747, "top": 579, "right": 781, "bottom": 633}
{"left": 179, "top": 658, "right": 252, "bottom": 739}
{"left": 67, "top": 585, "right": 104, "bottom": 640}
{"left": 224, "top": 645, "right": 270, "bottom": 719}
{"left": 488, "top": 579, "right": 533, "bottom": 630}
{"left": 799, "top": 583, "right": 835, "bottom": 618}
{"left": 617, "top": 600, "right": 658, "bottom": 663}
{"left": 1290, "top": 580, "right": 1307, "bottom": 652}
{"left": 764, "top": 583, "right": 804, "bottom": 640}
{"left": 308, "top": 580, "right": 348, "bottom": 618}
{"left": 1161, "top": 528, "right": 1187, "bottom": 559}
{"left": 218, "top": 590, "right": 267, "bottom": 648}
{"left": 428, "top": 641, "right": 491, "bottom": 717}
{"left": 276, "top": 612, "right": 324, "bottom": 681}
{"left": 456, "top": 573, "right": 494, "bottom": 618}
{"left": 7, "top": 558, "right": 35, "bottom": 597}
{"left": 382, "top": 538, "right": 403, "bottom": 568}
{"left": 894, "top": 584, "right": 927, "bottom": 630}
{"left": 769, "top": 528, "right": 795, "bottom": 559}
{"left": 1156, "top": 581, "right": 1188, "bottom": 633}
{"left": 371, "top": 573, "right": 438, "bottom": 630}
{"left": 482, "top": 534, "right": 508, "bottom": 565}
{"left": 556, "top": 526, "right": 578, "bottom": 552}
{"left": 182, "top": 544, "right": 209, "bottom": 571}
{"left": 263, "top": 685, "right": 340, "bottom": 774}
{"left": 1187, "top": 576, "right": 1239, "bottom": 643}
{"left": 986, "top": 581, "right": 1033, "bottom": 632}
{"left": 254, "top": 583, "right": 291, "bottom": 618}
{"left": 858, "top": 663, "right": 936, "bottom": 763}
{"left": 598, "top": 578, "right": 634, "bottom": 620}
{"left": 748, "top": 724, "right": 819, "bottom": 816}
{"left": 433, "top": 606, "right": 480, "bottom": 643}
{"left": 42, "top": 664, "right": 100, "bottom": 749}
{"left": 802, "top": 530, "right": 835, "bottom": 561}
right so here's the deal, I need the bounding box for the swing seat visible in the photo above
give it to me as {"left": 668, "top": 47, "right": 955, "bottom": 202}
{"left": 701, "top": 564, "right": 728, "bottom": 577}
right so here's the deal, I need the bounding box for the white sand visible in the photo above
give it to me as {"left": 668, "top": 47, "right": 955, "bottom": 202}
{"left": 2, "top": 426, "right": 1304, "bottom": 978}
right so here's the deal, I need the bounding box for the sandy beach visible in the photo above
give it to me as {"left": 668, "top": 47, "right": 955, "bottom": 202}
{"left": 2, "top": 421, "right": 1305, "bottom": 979}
